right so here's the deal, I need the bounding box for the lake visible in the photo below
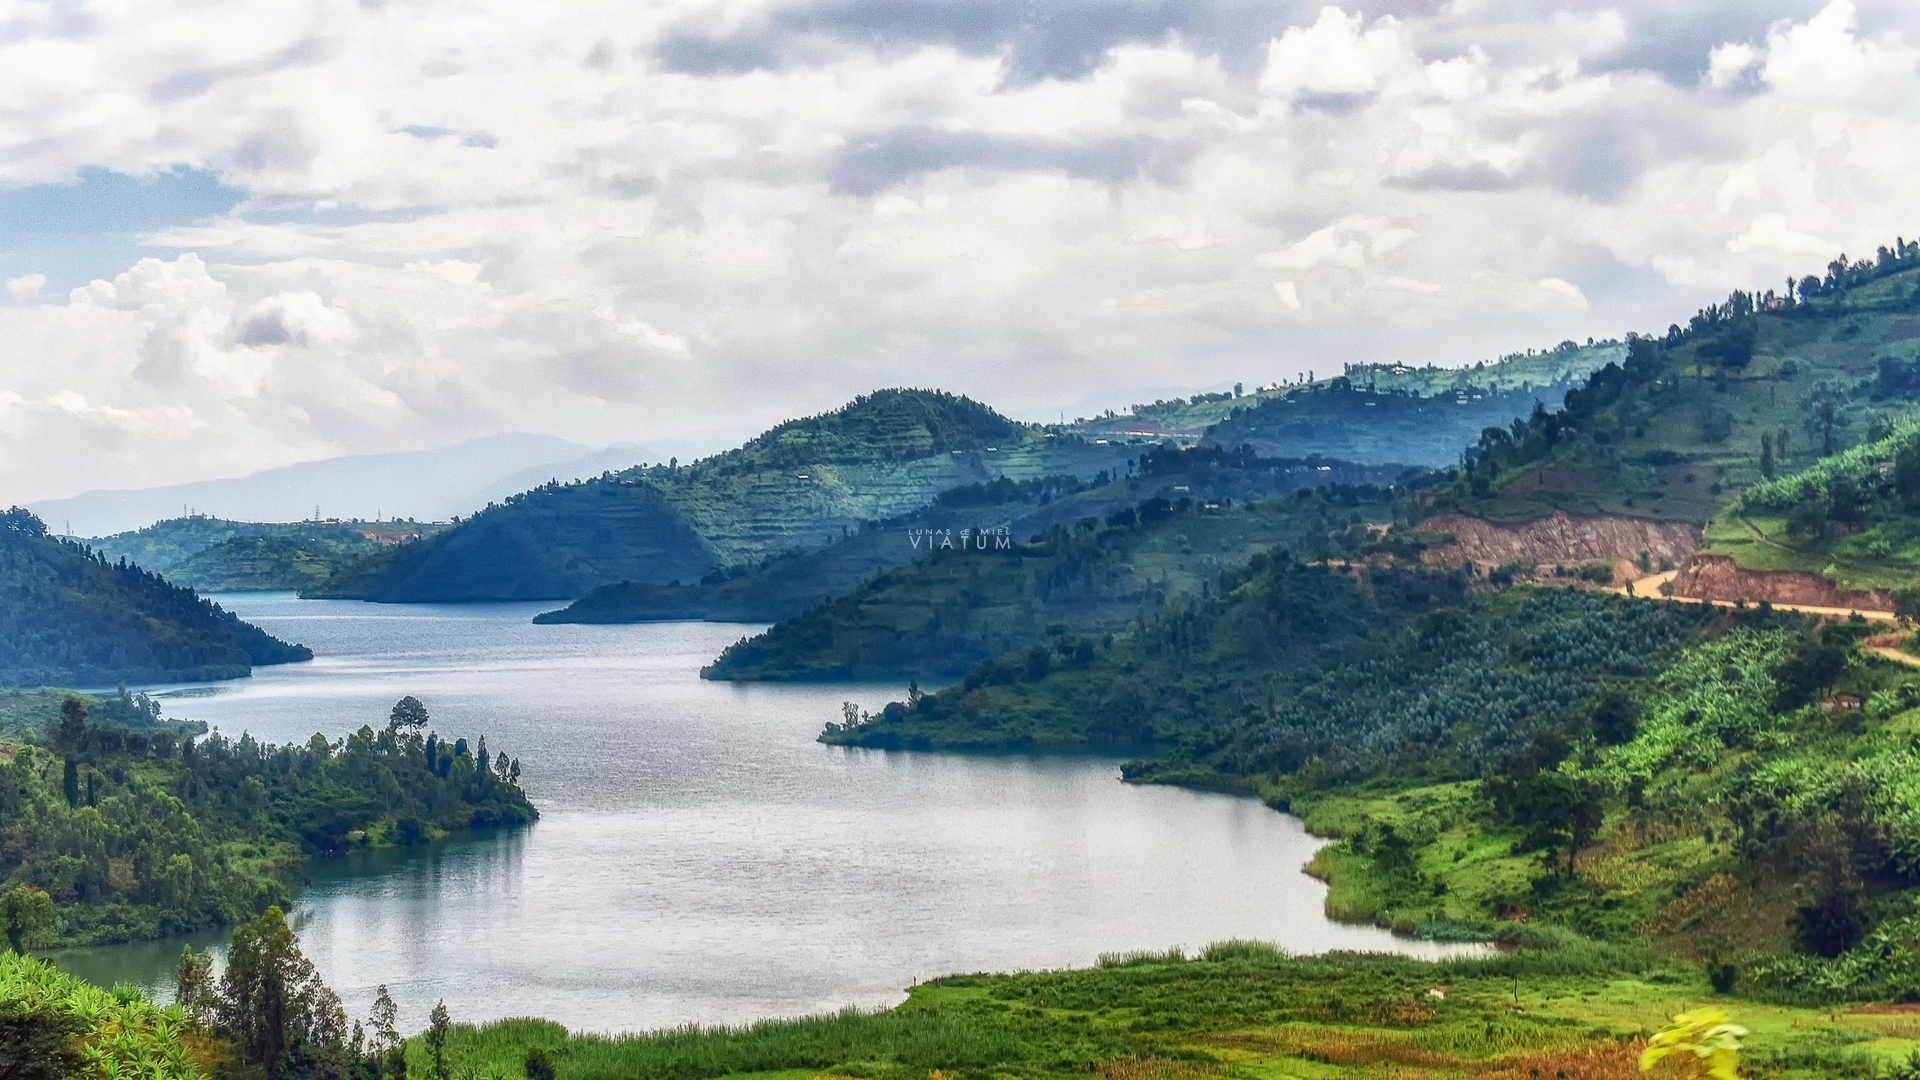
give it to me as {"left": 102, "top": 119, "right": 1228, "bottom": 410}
{"left": 52, "top": 594, "right": 1474, "bottom": 1034}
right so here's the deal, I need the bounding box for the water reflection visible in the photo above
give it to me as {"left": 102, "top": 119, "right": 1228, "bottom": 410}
{"left": 51, "top": 595, "right": 1479, "bottom": 1034}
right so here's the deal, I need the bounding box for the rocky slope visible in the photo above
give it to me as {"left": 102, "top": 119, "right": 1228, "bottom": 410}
{"left": 1667, "top": 553, "right": 1893, "bottom": 611}
{"left": 1417, "top": 511, "right": 1701, "bottom": 570}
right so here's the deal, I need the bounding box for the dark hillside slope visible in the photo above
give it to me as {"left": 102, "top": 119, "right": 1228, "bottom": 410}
{"left": 0, "top": 509, "right": 311, "bottom": 686}
{"left": 316, "top": 389, "right": 1135, "bottom": 602}
{"left": 312, "top": 480, "right": 718, "bottom": 602}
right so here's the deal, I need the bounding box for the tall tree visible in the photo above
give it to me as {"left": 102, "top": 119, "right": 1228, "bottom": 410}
{"left": 427, "top": 1000, "right": 451, "bottom": 1080}
{"left": 52, "top": 697, "right": 85, "bottom": 752}
{"left": 218, "top": 907, "right": 349, "bottom": 1080}
{"left": 388, "top": 696, "right": 430, "bottom": 734}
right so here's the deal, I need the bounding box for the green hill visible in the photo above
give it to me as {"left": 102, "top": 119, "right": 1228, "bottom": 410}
{"left": 825, "top": 536, "right": 1920, "bottom": 998}
{"left": 535, "top": 452, "right": 1406, "bottom": 627}
{"left": 1428, "top": 241, "right": 1920, "bottom": 526}
{"left": 0, "top": 508, "right": 312, "bottom": 687}
{"left": 314, "top": 389, "right": 1135, "bottom": 602}
{"left": 1069, "top": 341, "right": 1622, "bottom": 466}
{"left": 703, "top": 450, "right": 1404, "bottom": 681}
{"left": 86, "top": 516, "right": 445, "bottom": 592}
{"left": 1688, "top": 417, "right": 1920, "bottom": 597}
{"left": 0, "top": 692, "right": 535, "bottom": 946}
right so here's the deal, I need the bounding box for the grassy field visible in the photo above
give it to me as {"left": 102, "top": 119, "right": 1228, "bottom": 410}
{"left": 403, "top": 942, "right": 1920, "bottom": 1080}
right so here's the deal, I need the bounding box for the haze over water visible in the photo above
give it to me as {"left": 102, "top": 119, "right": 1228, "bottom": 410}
{"left": 54, "top": 595, "right": 1470, "bottom": 1033}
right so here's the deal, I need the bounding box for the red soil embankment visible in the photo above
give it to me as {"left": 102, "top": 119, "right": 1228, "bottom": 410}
{"left": 1418, "top": 511, "right": 1701, "bottom": 569}
{"left": 1667, "top": 554, "right": 1893, "bottom": 610}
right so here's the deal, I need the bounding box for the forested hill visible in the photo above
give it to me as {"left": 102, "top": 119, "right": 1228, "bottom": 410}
{"left": 0, "top": 508, "right": 311, "bottom": 687}
{"left": 1426, "top": 239, "right": 1920, "bottom": 527}
{"left": 1068, "top": 340, "right": 1621, "bottom": 466}
{"left": 828, "top": 547, "right": 1920, "bottom": 1001}
{"left": 0, "top": 692, "right": 534, "bottom": 946}
{"left": 314, "top": 389, "right": 1135, "bottom": 602}
{"left": 85, "top": 516, "right": 446, "bottom": 592}
{"left": 535, "top": 450, "right": 1406, "bottom": 626}
{"left": 703, "top": 452, "right": 1403, "bottom": 681}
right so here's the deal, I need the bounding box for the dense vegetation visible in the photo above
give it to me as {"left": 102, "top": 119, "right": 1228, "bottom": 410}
{"left": 0, "top": 693, "right": 534, "bottom": 947}
{"left": 1429, "top": 239, "right": 1920, "bottom": 526}
{"left": 1069, "top": 341, "right": 1621, "bottom": 468}
{"left": 413, "top": 938, "right": 1920, "bottom": 1080}
{"left": 827, "top": 518, "right": 1920, "bottom": 1002}
{"left": 85, "top": 517, "right": 445, "bottom": 593}
{"left": 313, "top": 390, "right": 1138, "bottom": 602}
{"left": 537, "top": 453, "right": 1406, "bottom": 626}
{"left": 0, "top": 509, "right": 311, "bottom": 687}
{"left": 707, "top": 473, "right": 1400, "bottom": 682}
{"left": 1694, "top": 416, "right": 1920, "bottom": 597}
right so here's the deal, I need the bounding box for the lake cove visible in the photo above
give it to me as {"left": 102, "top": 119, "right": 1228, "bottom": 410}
{"left": 51, "top": 595, "right": 1474, "bottom": 1033}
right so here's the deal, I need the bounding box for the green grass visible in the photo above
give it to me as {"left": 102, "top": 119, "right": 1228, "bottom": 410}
{"left": 399, "top": 943, "right": 1920, "bottom": 1080}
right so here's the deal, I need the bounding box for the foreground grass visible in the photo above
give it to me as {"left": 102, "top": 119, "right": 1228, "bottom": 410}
{"left": 407, "top": 943, "right": 1920, "bottom": 1080}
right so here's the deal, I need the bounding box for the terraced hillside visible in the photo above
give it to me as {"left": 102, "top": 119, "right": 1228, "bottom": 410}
{"left": 536, "top": 451, "right": 1406, "bottom": 626}
{"left": 315, "top": 390, "right": 1138, "bottom": 602}
{"left": 703, "top": 454, "right": 1404, "bottom": 682}
{"left": 86, "top": 516, "right": 446, "bottom": 592}
{"left": 1069, "top": 341, "right": 1621, "bottom": 465}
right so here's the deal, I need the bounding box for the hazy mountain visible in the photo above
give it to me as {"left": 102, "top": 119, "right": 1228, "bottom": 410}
{"left": 30, "top": 434, "right": 657, "bottom": 536}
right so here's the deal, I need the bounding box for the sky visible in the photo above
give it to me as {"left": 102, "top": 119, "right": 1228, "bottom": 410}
{"left": 1, "top": 0, "right": 1917, "bottom": 503}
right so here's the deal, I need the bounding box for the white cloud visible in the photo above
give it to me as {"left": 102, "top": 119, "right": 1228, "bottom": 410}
{"left": 1727, "top": 213, "right": 1836, "bottom": 256}
{"left": 5, "top": 273, "right": 44, "bottom": 303}
{"left": 1708, "top": 43, "right": 1761, "bottom": 89}
{"left": 0, "top": 0, "right": 1917, "bottom": 502}
{"left": 1259, "top": 8, "right": 1414, "bottom": 102}
{"left": 1537, "top": 278, "right": 1589, "bottom": 307}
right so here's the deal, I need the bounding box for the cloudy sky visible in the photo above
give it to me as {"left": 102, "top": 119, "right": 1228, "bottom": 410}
{"left": 2, "top": 0, "right": 1917, "bottom": 502}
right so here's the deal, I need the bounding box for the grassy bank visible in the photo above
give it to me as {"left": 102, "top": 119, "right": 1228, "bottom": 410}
{"left": 407, "top": 942, "right": 1920, "bottom": 1080}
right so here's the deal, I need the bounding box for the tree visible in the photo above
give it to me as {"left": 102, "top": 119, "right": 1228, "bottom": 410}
{"left": 427, "top": 1000, "right": 451, "bottom": 1080}
{"left": 525, "top": 1047, "right": 558, "bottom": 1080}
{"left": 1819, "top": 399, "right": 1838, "bottom": 456}
{"left": 367, "top": 984, "right": 399, "bottom": 1057}
{"left": 175, "top": 945, "right": 216, "bottom": 1026}
{"left": 495, "top": 751, "right": 511, "bottom": 782}
{"left": 1759, "top": 432, "right": 1775, "bottom": 480}
{"left": 61, "top": 760, "right": 78, "bottom": 809}
{"left": 218, "top": 907, "right": 349, "bottom": 1079}
{"left": 0, "top": 888, "right": 53, "bottom": 954}
{"left": 388, "top": 696, "right": 430, "bottom": 734}
{"left": 1896, "top": 585, "right": 1920, "bottom": 628}
{"left": 52, "top": 696, "right": 85, "bottom": 752}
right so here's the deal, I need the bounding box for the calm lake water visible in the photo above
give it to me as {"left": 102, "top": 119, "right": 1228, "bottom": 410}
{"left": 53, "top": 594, "right": 1471, "bottom": 1033}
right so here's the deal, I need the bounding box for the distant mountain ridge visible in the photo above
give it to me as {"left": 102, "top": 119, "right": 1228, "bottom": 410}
{"left": 0, "top": 509, "right": 311, "bottom": 687}
{"left": 30, "top": 434, "right": 654, "bottom": 536}
{"left": 312, "top": 390, "right": 1140, "bottom": 602}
